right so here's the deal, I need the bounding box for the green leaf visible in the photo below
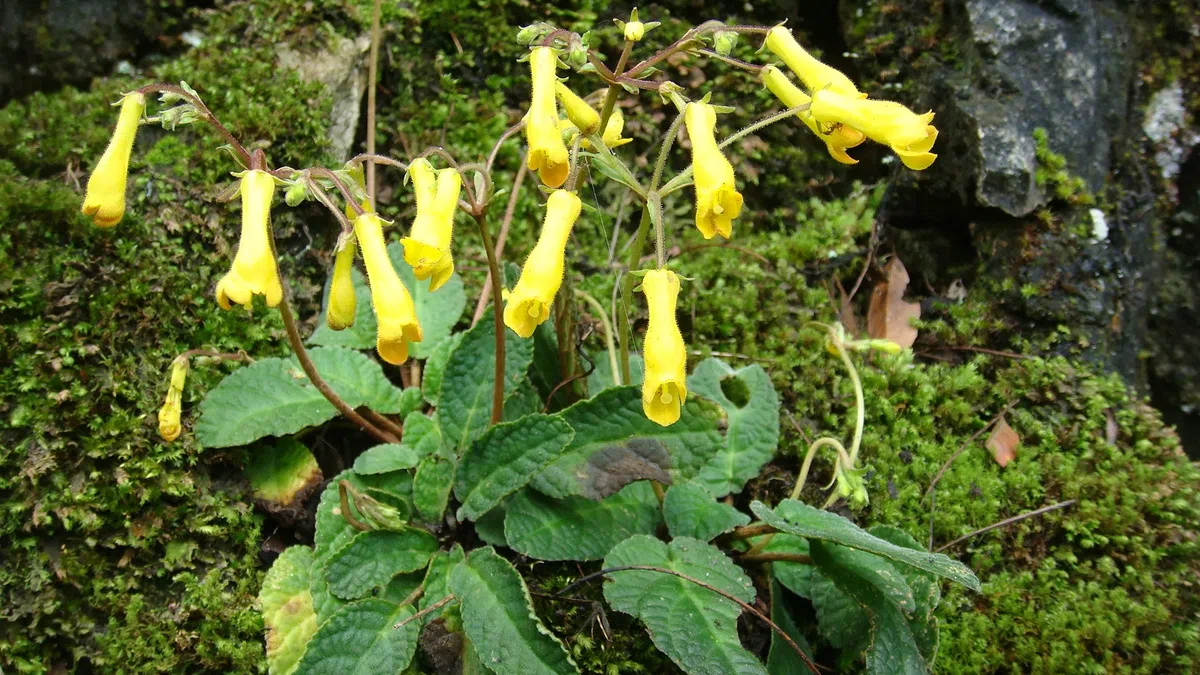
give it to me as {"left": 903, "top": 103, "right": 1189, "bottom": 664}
{"left": 247, "top": 438, "right": 322, "bottom": 507}
{"left": 750, "top": 500, "right": 981, "bottom": 592}
{"left": 293, "top": 598, "right": 421, "bottom": 675}
{"left": 450, "top": 547, "right": 580, "bottom": 675}
{"left": 767, "top": 580, "right": 814, "bottom": 675}
{"left": 259, "top": 546, "right": 317, "bottom": 675}
{"left": 587, "top": 352, "right": 643, "bottom": 394}
{"left": 422, "top": 332, "right": 462, "bottom": 406}
{"left": 869, "top": 526, "right": 940, "bottom": 662}
{"left": 438, "top": 308, "right": 535, "bottom": 453}
{"left": 505, "top": 482, "right": 661, "bottom": 561}
{"left": 308, "top": 244, "right": 467, "bottom": 359}
{"left": 688, "top": 359, "right": 780, "bottom": 497}
{"left": 603, "top": 536, "right": 767, "bottom": 675}
{"left": 811, "top": 542, "right": 931, "bottom": 675}
{"left": 421, "top": 544, "right": 466, "bottom": 622}
{"left": 310, "top": 556, "right": 346, "bottom": 624}
{"left": 195, "top": 347, "right": 420, "bottom": 448}
{"left": 325, "top": 529, "right": 438, "bottom": 600}
{"left": 531, "top": 386, "right": 724, "bottom": 500}
{"left": 352, "top": 443, "right": 420, "bottom": 475}
{"left": 313, "top": 470, "right": 412, "bottom": 563}
{"left": 378, "top": 572, "right": 424, "bottom": 604}
{"left": 504, "top": 381, "right": 544, "bottom": 421}
{"left": 454, "top": 414, "right": 574, "bottom": 521}
{"left": 413, "top": 421, "right": 457, "bottom": 522}
{"left": 663, "top": 481, "right": 750, "bottom": 542}
{"left": 757, "top": 534, "right": 814, "bottom": 599}
{"left": 474, "top": 504, "right": 509, "bottom": 547}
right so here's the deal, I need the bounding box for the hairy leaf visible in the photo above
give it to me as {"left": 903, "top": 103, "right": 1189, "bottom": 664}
{"left": 663, "top": 481, "right": 751, "bottom": 542}
{"left": 352, "top": 442, "right": 420, "bottom": 475}
{"left": 688, "top": 359, "right": 780, "bottom": 497}
{"left": 293, "top": 598, "right": 421, "bottom": 675}
{"left": 247, "top": 438, "right": 322, "bottom": 507}
{"left": 767, "top": 580, "right": 814, "bottom": 675}
{"left": 421, "top": 544, "right": 466, "bottom": 622}
{"left": 505, "top": 482, "right": 661, "bottom": 561}
{"left": 454, "top": 414, "right": 574, "bottom": 521}
{"left": 259, "top": 546, "right": 317, "bottom": 675}
{"left": 325, "top": 529, "right": 438, "bottom": 600}
{"left": 421, "top": 332, "right": 462, "bottom": 406}
{"left": 450, "top": 547, "right": 579, "bottom": 675}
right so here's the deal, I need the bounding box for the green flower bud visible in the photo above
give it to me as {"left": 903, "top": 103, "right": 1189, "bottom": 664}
{"left": 714, "top": 29, "right": 738, "bottom": 57}
{"left": 284, "top": 181, "right": 308, "bottom": 207}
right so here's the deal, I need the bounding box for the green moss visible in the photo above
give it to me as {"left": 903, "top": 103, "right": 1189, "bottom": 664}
{"left": 1033, "top": 127, "right": 1093, "bottom": 205}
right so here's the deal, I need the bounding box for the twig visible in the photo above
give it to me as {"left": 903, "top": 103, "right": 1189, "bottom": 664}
{"left": 934, "top": 500, "right": 1077, "bottom": 553}
{"left": 675, "top": 242, "right": 774, "bottom": 268}
{"left": 558, "top": 565, "right": 819, "bottom": 673}
{"left": 737, "top": 552, "right": 813, "bottom": 565}
{"left": 393, "top": 595, "right": 454, "bottom": 630}
{"left": 337, "top": 480, "right": 371, "bottom": 531}
{"left": 952, "top": 345, "right": 1033, "bottom": 360}
{"left": 727, "top": 523, "right": 779, "bottom": 541}
{"left": 839, "top": 218, "right": 877, "bottom": 319}
{"left": 278, "top": 296, "right": 398, "bottom": 444}
{"left": 923, "top": 399, "right": 1019, "bottom": 500}
{"left": 396, "top": 584, "right": 425, "bottom": 610}
{"left": 473, "top": 156, "right": 527, "bottom": 326}
{"left": 576, "top": 289, "right": 620, "bottom": 386}
{"left": 529, "top": 591, "right": 596, "bottom": 605}
{"left": 474, "top": 212, "right": 506, "bottom": 424}
{"left": 366, "top": 0, "right": 381, "bottom": 201}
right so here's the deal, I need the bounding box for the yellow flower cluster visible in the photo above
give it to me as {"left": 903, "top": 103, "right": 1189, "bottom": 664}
{"left": 763, "top": 25, "right": 938, "bottom": 170}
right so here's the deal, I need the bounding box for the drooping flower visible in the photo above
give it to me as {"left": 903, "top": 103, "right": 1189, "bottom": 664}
{"left": 764, "top": 26, "right": 862, "bottom": 99}
{"left": 216, "top": 170, "right": 284, "bottom": 309}
{"left": 601, "top": 107, "right": 633, "bottom": 148}
{"left": 809, "top": 89, "right": 939, "bottom": 170}
{"left": 354, "top": 212, "right": 422, "bottom": 364}
{"left": 326, "top": 236, "right": 358, "bottom": 330}
{"left": 158, "top": 356, "right": 188, "bottom": 442}
{"left": 503, "top": 190, "right": 582, "bottom": 338}
{"left": 684, "top": 101, "right": 743, "bottom": 239}
{"left": 761, "top": 65, "right": 865, "bottom": 165}
{"left": 641, "top": 269, "right": 687, "bottom": 426}
{"left": 81, "top": 92, "right": 146, "bottom": 227}
{"left": 525, "top": 47, "right": 570, "bottom": 188}
{"left": 555, "top": 81, "right": 600, "bottom": 136}
{"left": 400, "top": 158, "right": 460, "bottom": 292}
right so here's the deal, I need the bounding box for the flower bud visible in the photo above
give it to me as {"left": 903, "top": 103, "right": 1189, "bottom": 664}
{"left": 713, "top": 30, "right": 738, "bottom": 56}
{"left": 326, "top": 236, "right": 358, "bottom": 330}
{"left": 555, "top": 82, "right": 600, "bottom": 136}
{"left": 284, "top": 181, "right": 308, "bottom": 207}
{"left": 624, "top": 21, "right": 645, "bottom": 42}
{"left": 158, "top": 356, "right": 189, "bottom": 442}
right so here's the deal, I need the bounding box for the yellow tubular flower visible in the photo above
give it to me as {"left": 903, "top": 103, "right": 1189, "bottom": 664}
{"left": 158, "top": 356, "right": 189, "bottom": 442}
{"left": 354, "top": 212, "right": 422, "bottom": 364}
{"left": 764, "top": 26, "right": 862, "bottom": 99}
{"left": 602, "top": 108, "right": 632, "bottom": 148}
{"left": 216, "top": 170, "right": 284, "bottom": 310}
{"left": 641, "top": 269, "right": 687, "bottom": 426}
{"left": 684, "top": 102, "right": 743, "bottom": 239}
{"left": 525, "top": 47, "right": 570, "bottom": 188}
{"left": 401, "top": 160, "right": 461, "bottom": 292}
{"left": 555, "top": 82, "right": 600, "bottom": 136}
{"left": 761, "top": 65, "right": 865, "bottom": 165}
{"left": 503, "top": 190, "right": 582, "bottom": 338}
{"left": 326, "top": 237, "right": 358, "bottom": 330}
{"left": 810, "top": 89, "right": 939, "bottom": 170}
{"left": 81, "top": 92, "right": 146, "bottom": 227}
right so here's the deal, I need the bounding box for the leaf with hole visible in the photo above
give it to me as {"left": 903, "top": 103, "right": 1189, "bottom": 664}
{"left": 454, "top": 413, "right": 574, "bottom": 521}
{"left": 505, "top": 482, "right": 661, "bottom": 561}
{"left": 687, "top": 359, "right": 780, "bottom": 498}
{"left": 195, "top": 347, "right": 420, "bottom": 448}
{"left": 751, "top": 500, "right": 980, "bottom": 592}
{"left": 531, "top": 386, "right": 723, "bottom": 500}
{"left": 603, "top": 535, "right": 767, "bottom": 675}
{"left": 450, "top": 547, "right": 579, "bottom": 675}
{"left": 663, "top": 481, "right": 750, "bottom": 542}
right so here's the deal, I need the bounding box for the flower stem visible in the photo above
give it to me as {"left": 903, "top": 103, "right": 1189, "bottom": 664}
{"left": 135, "top": 83, "right": 252, "bottom": 167}
{"left": 366, "top": 0, "right": 381, "bottom": 201}
{"left": 474, "top": 211, "right": 506, "bottom": 425}
{"left": 278, "top": 297, "right": 398, "bottom": 444}
{"left": 598, "top": 40, "right": 633, "bottom": 136}
{"left": 617, "top": 206, "right": 652, "bottom": 384}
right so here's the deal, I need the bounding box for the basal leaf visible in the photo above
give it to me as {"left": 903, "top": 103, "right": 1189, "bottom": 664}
{"left": 531, "top": 386, "right": 723, "bottom": 500}
{"left": 325, "top": 528, "right": 438, "bottom": 600}
{"left": 505, "top": 482, "right": 661, "bottom": 561}
{"left": 309, "top": 244, "right": 466, "bottom": 359}
{"left": 757, "top": 534, "right": 815, "bottom": 599}
{"left": 247, "top": 438, "right": 322, "bottom": 507}
{"left": 663, "top": 481, "right": 751, "bottom": 542}
{"left": 352, "top": 442, "right": 420, "bottom": 475}
{"left": 602, "top": 536, "right": 766, "bottom": 675}
{"left": 438, "top": 308, "right": 535, "bottom": 453}
{"left": 869, "top": 526, "right": 940, "bottom": 663}
{"left": 750, "top": 500, "right": 981, "bottom": 592}
{"left": 688, "top": 359, "right": 780, "bottom": 497}
{"left": 420, "top": 544, "right": 466, "bottom": 622}
{"left": 450, "top": 547, "right": 580, "bottom": 675}
{"left": 587, "top": 352, "right": 644, "bottom": 394}
{"left": 293, "top": 598, "right": 421, "bottom": 675}
{"left": 811, "top": 542, "right": 930, "bottom": 675}
{"left": 767, "top": 580, "right": 814, "bottom": 675}
{"left": 259, "top": 546, "right": 317, "bottom": 675}
{"left": 195, "top": 347, "right": 420, "bottom": 448}
{"left": 474, "top": 504, "right": 509, "bottom": 547}
{"left": 421, "top": 332, "right": 462, "bottom": 406}
{"left": 454, "top": 414, "right": 574, "bottom": 521}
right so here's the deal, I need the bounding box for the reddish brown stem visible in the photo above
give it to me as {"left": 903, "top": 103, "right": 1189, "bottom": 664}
{"left": 474, "top": 212, "right": 506, "bottom": 424}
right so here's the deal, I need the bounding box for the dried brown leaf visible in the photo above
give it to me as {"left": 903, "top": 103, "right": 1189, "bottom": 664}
{"left": 866, "top": 257, "right": 921, "bottom": 348}
{"left": 987, "top": 418, "right": 1020, "bottom": 468}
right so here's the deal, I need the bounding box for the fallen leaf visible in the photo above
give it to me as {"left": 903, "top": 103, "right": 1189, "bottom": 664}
{"left": 987, "top": 418, "right": 1020, "bottom": 467}
{"left": 866, "top": 257, "right": 921, "bottom": 348}
{"left": 1105, "top": 409, "right": 1118, "bottom": 446}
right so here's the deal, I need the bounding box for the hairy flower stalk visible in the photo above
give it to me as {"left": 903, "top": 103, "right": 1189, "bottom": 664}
{"left": 810, "top": 90, "right": 939, "bottom": 170}
{"left": 216, "top": 170, "right": 284, "bottom": 309}
{"left": 81, "top": 92, "right": 146, "bottom": 227}
{"left": 326, "top": 236, "right": 358, "bottom": 330}
{"left": 641, "top": 269, "right": 687, "bottom": 426}
{"left": 761, "top": 65, "right": 865, "bottom": 165}
{"left": 525, "top": 47, "right": 570, "bottom": 188}
{"left": 354, "top": 212, "right": 422, "bottom": 364}
{"left": 685, "top": 101, "right": 743, "bottom": 239}
{"left": 401, "top": 158, "right": 461, "bottom": 292}
{"left": 157, "top": 356, "right": 188, "bottom": 442}
{"left": 764, "top": 25, "right": 862, "bottom": 99}
{"left": 503, "top": 190, "right": 582, "bottom": 338}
